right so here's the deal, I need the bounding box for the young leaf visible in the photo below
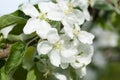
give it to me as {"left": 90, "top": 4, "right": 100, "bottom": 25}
{"left": 26, "top": 69, "right": 36, "bottom": 80}
{"left": 0, "top": 15, "right": 26, "bottom": 29}
{"left": 0, "top": 71, "right": 9, "bottom": 80}
{"left": 5, "top": 42, "right": 26, "bottom": 74}
{"left": 22, "top": 46, "right": 36, "bottom": 70}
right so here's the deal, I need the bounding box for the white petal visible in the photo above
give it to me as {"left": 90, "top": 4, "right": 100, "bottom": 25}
{"left": 80, "top": 67, "right": 86, "bottom": 78}
{"left": 23, "top": 18, "right": 40, "bottom": 34}
{"left": 73, "top": 9, "right": 85, "bottom": 25}
{"left": 47, "top": 28, "right": 60, "bottom": 44}
{"left": 78, "top": 43, "right": 94, "bottom": 57}
{"left": 21, "top": 3, "right": 39, "bottom": 17}
{"left": 63, "top": 24, "right": 74, "bottom": 39}
{"left": 83, "top": 9, "right": 91, "bottom": 21}
{"left": 57, "top": 0, "right": 68, "bottom": 11}
{"left": 60, "top": 63, "right": 69, "bottom": 69}
{"left": 49, "top": 49, "right": 61, "bottom": 67}
{"left": 36, "top": 20, "right": 51, "bottom": 39}
{"left": 78, "top": 31, "right": 94, "bottom": 44}
{"left": 61, "top": 48, "right": 78, "bottom": 58}
{"left": 76, "top": 67, "right": 87, "bottom": 78}
{"left": 77, "top": 56, "right": 92, "bottom": 66}
{"left": 74, "top": 24, "right": 81, "bottom": 31}
{"left": 47, "top": 11, "right": 63, "bottom": 21}
{"left": 37, "top": 41, "right": 52, "bottom": 55}
{"left": 0, "top": 24, "right": 15, "bottom": 38}
{"left": 38, "top": 2, "right": 59, "bottom": 13}
{"left": 78, "top": 0, "right": 88, "bottom": 9}
{"left": 61, "top": 19, "right": 75, "bottom": 39}
{"left": 61, "top": 56, "right": 75, "bottom": 63}
{"left": 71, "top": 0, "right": 81, "bottom": 7}
{"left": 73, "top": 38, "right": 80, "bottom": 46}
{"left": 71, "top": 61, "right": 83, "bottom": 69}
{"left": 54, "top": 73, "right": 67, "bottom": 80}
{"left": 77, "top": 43, "right": 94, "bottom": 65}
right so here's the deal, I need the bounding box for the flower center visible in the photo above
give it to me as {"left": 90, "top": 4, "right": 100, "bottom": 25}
{"left": 72, "top": 29, "right": 80, "bottom": 36}
{"left": 53, "top": 41, "right": 62, "bottom": 50}
{"left": 38, "top": 13, "right": 47, "bottom": 20}
{"left": 64, "top": 2, "right": 73, "bottom": 14}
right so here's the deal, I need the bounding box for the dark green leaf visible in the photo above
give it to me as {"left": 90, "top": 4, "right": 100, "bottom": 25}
{"left": 13, "top": 65, "right": 27, "bottom": 80}
{"left": 10, "top": 24, "right": 25, "bottom": 35}
{"left": 5, "top": 42, "right": 26, "bottom": 74}
{"left": 0, "top": 59, "right": 6, "bottom": 69}
{"left": 0, "top": 15, "right": 26, "bottom": 29}
{"left": 94, "top": 1, "right": 114, "bottom": 11}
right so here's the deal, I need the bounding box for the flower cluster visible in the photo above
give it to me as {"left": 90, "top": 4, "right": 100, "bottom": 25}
{"left": 21, "top": 0, "right": 95, "bottom": 78}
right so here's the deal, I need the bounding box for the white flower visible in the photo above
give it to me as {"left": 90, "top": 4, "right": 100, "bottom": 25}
{"left": 0, "top": 24, "right": 15, "bottom": 38}
{"left": 60, "top": 42, "right": 94, "bottom": 69}
{"left": 71, "top": 0, "right": 91, "bottom": 21}
{"left": 76, "top": 67, "right": 87, "bottom": 78}
{"left": 46, "top": 0, "right": 85, "bottom": 26}
{"left": 64, "top": 24, "right": 94, "bottom": 44}
{"left": 21, "top": 3, "right": 57, "bottom": 39}
{"left": 54, "top": 73, "right": 67, "bottom": 80}
{"left": 60, "top": 41, "right": 94, "bottom": 78}
{"left": 37, "top": 28, "right": 78, "bottom": 67}
{"left": 71, "top": 42, "right": 94, "bottom": 69}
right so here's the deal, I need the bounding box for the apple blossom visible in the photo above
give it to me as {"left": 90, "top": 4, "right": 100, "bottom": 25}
{"left": 43, "top": 0, "right": 85, "bottom": 26}
{"left": 63, "top": 23, "right": 94, "bottom": 44}
{"left": 20, "top": 2, "right": 57, "bottom": 39}
{"left": 37, "top": 28, "right": 78, "bottom": 67}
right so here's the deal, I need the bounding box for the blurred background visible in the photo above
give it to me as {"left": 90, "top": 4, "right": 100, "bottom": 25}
{"left": 0, "top": 0, "right": 120, "bottom": 80}
{"left": 0, "top": 0, "right": 49, "bottom": 16}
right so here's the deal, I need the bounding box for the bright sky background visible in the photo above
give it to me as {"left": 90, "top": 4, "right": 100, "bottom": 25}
{"left": 0, "top": 0, "right": 49, "bottom": 16}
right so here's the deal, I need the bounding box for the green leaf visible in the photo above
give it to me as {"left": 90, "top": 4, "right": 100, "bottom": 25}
{"left": 26, "top": 69, "right": 36, "bottom": 80}
{"left": 0, "top": 67, "right": 9, "bottom": 80}
{"left": 10, "top": 24, "right": 25, "bottom": 35}
{"left": 0, "top": 14, "right": 26, "bottom": 29}
{"left": 12, "top": 65, "right": 27, "bottom": 80}
{"left": 0, "top": 72, "right": 9, "bottom": 80}
{"left": 11, "top": 10, "right": 30, "bottom": 20}
{"left": 22, "top": 46, "right": 36, "bottom": 70}
{"left": 94, "top": 1, "right": 114, "bottom": 11}
{"left": 5, "top": 42, "right": 26, "bottom": 74}
{"left": 0, "top": 59, "right": 6, "bottom": 69}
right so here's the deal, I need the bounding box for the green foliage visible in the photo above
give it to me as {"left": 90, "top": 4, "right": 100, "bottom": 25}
{"left": 0, "top": 14, "right": 26, "bottom": 29}
{"left": 0, "top": 1, "right": 120, "bottom": 80}
{"left": 94, "top": 1, "right": 114, "bottom": 11}
{"left": 22, "top": 46, "right": 36, "bottom": 70}
{"left": 26, "top": 69, "right": 36, "bottom": 80}
{"left": 0, "top": 70, "right": 9, "bottom": 80}
{"left": 5, "top": 42, "right": 26, "bottom": 74}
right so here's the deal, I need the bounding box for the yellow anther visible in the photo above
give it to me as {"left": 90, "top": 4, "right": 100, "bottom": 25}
{"left": 38, "top": 13, "right": 46, "bottom": 20}
{"left": 53, "top": 41, "right": 62, "bottom": 49}
{"left": 64, "top": 2, "right": 73, "bottom": 14}
{"left": 72, "top": 29, "right": 80, "bottom": 36}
